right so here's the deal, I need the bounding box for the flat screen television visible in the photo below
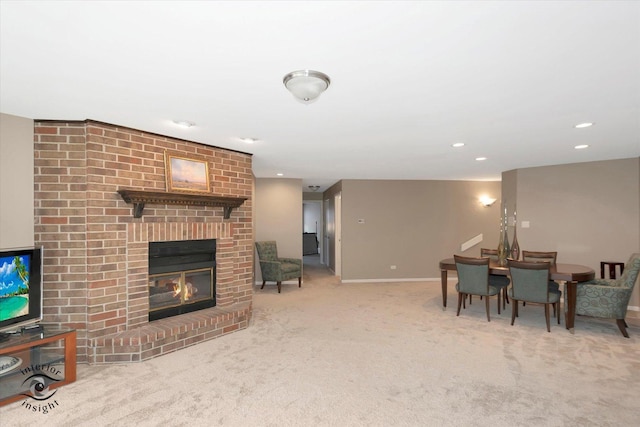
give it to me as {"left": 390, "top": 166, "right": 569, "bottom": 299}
{"left": 0, "top": 246, "right": 43, "bottom": 337}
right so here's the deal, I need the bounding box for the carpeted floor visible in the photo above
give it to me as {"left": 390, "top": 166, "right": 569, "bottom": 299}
{"left": 1, "top": 255, "right": 639, "bottom": 426}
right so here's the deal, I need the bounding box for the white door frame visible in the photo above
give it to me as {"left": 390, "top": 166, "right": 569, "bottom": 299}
{"left": 335, "top": 192, "right": 341, "bottom": 277}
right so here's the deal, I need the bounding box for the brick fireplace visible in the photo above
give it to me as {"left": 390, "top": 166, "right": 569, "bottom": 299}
{"left": 33, "top": 120, "right": 253, "bottom": 363}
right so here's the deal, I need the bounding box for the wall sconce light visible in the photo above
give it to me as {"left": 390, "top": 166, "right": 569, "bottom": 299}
{"left": 479, "top": 196, "right": 497, "bottom": 207}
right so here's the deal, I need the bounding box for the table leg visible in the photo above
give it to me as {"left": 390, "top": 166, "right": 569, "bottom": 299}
{"left": 565, "top": 281, "right": 577, "bottom": 334}
{"left": 440, "top": 269, "right": 448, "bottom": 310}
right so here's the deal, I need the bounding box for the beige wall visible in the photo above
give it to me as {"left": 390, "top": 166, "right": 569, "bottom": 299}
{"left": 254, "top": 178, "right": 303, "bottom": 283}
{"left": 0, "top": 113, "right": 34, "bottom": 248}
{"left": 337, "top": 179, "right": 502, "bottom": 281}
{"left": 303, "top": 192, "right": 323, "bottom": 201}
{"left": 4, "top": 113, "right": 638, "bottom": 311}
{"left": 503, "top": 157, "right": 640, "bottom": 311}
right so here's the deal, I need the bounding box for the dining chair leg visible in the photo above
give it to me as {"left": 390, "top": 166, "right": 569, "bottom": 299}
{"left": 485, "top": 297, "right": 491, "bottom": 322}
{"left": 457, "top": 293, "right": 464, "bottom": 316}
{"left": 544, "top": 304, "right": 551, "bottom": 332}
{"left": 511, "top": 300, "right": 517, "bottom": 325}
{"left": 277, "top": 281, "right": 282, "bottom": 293}
{"left": 557, "top": 302, "right": 561, "bottom": 324}
{"left": 261, "top": 280, "right": 266, "bottom": 289}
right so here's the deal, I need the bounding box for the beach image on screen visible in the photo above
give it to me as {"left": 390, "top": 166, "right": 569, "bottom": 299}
{"left": 0, "top": 255, "right": 30, "bottom": 321}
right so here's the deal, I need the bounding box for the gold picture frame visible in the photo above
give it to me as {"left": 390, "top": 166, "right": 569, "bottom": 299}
{"left": 164, "top": 152, "right": 211, "bottom": 193}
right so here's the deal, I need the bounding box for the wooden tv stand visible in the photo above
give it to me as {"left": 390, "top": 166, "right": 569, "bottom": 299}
{"left": 0, "top": 326, "right": 76, "bottom": 406}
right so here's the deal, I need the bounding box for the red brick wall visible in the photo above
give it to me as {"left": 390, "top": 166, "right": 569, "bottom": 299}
{"left": 34, "top": 120, "right": 253, "bottom": 363}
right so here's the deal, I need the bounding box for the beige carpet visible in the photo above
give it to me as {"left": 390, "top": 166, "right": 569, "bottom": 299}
{"left": 1, "top": 255, "right": 639, "bottom": 426}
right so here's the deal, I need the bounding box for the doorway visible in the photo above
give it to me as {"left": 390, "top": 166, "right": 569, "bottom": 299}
{"left": 322, "top": 192, "right": 341, "bottom": 277}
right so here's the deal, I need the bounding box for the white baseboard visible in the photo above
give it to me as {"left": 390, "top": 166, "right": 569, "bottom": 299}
{"left": 341, "top": 277, "right": 438, "bottom": 283}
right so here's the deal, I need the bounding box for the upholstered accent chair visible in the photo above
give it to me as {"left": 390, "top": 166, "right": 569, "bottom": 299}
{"left": 574, "top": 253, "right": 640, "bottom": 338}
{"left": 508, "top": 260, "right": 561, "bottom": 332}
{"left": 454, "top": 255, "right": 501, "bottom": 322}
{"left": 480, "top": 248, "right": 511, "bottom": 309}
{"left": 255, "top": 241, "right": 302, "bottom": 293}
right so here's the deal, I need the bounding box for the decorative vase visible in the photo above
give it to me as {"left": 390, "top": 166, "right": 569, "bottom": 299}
{"left": 511, "top": 210, "right": 520, "bottom": 260}
{"left": 497, "top": 216, "right": 507, "bottom": 266}
{"left": 502, "top": 206, "right": 510, "bottom": 260}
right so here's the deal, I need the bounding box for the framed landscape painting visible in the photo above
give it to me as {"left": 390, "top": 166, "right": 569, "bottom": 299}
{"left": 164, "top": 152, "right": 211, "bottom": 193}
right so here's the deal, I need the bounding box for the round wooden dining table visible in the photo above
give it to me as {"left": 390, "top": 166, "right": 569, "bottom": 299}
{"left": 438, "top": 258, "right": 595, "bottom": 333}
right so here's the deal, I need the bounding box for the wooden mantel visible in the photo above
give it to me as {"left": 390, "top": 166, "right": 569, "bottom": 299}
{"left": 117, "top": 189, "right": 247, "bottom": 219}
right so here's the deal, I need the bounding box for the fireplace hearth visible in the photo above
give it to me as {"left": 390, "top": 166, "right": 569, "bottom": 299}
{"left": 148, "top": 239, "right": 216, "bottom": 321}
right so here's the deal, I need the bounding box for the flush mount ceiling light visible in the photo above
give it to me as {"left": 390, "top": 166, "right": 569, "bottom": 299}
{"left": 452, "top": 143, "right": 465, "bottom": 148}
{"left": 575, "top": 144, "right": 590, "bottom": 149}
{"left": 575, "top": 122, "right": 594, "bottom": 128}
{"left": 172, "top": 120, "right": 195, "bottom": 128}
{"left": 239, "top": 137, "right": 258, "bottom": 144}
{"left": 308, "top": 185, "right": 320, "bottom": 192}
{"left": 283, "top": 70, "right": 331, "bottom": 102}
{"left": 475, "top": 157, "right": 487, "bottom": 161}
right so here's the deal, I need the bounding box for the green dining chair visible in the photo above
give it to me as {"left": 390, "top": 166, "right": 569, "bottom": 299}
{"left": 480, "top": 248, "right": 511, "bottom": 309}
{"left": 454, "top": 255, "right": 500, "bottom": 322}
{"left": 521, "top": 250, "right": 561, "bottom": 316}
{"left": 508, "top": 259, "right": 561, "bottom": 332}
{"left": 521, "top": 250, "right": 560, "bottom": 290}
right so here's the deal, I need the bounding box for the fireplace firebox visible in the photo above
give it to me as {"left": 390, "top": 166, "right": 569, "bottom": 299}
{"left": 148, "top": 239, "right": 216, "bottom": 321}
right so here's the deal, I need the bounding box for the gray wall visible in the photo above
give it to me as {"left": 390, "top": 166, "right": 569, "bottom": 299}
{"left": 0, "top": 113, "right": 34, "bottom": 248}
{"left": 503, "top": 157, "right": 640, "bottom": 310}
{"left": 254, "top": 178, "right": 303, "bottom": 284}
{"left": 336, "top": 179, "right": 502, "bottom": 281}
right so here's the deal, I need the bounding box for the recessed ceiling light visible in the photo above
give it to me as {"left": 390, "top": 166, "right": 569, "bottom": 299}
{"left": 452, "top": 143, "right": 465, "bottom": 148}
{"left": 475, "top": 157, "right": 487, "bottom": 161}
{"left": 239, "top": 137, "right": 258, "bottom": 144}
{"left": 172, "top": 120, "right": 195, "bottom": 128}
{"left": 277, "top": 173, "right": 284, "bottom": 176}
{"left": 574, "top": 122, "right": 594, "bottom": 128}
{"left": 574, "top": 144, "right": 590, "bottom": 149}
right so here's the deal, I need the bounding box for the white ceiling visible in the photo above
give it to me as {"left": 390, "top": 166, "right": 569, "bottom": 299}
{"left": 1, "top": 1, "right": 639, "bottom": 192}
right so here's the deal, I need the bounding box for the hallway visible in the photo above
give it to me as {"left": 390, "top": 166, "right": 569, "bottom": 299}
{"left": 302, "top": 254, "right": 335, "bottom": 284}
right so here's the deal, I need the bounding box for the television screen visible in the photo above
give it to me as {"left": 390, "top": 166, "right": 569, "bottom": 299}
{"left": 0, "top": 247, "right": 42, "bottom": 333}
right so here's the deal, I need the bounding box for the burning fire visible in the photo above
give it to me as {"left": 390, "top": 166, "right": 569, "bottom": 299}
{"left": 172, "top": 279, "right": 197, "bottom": 301}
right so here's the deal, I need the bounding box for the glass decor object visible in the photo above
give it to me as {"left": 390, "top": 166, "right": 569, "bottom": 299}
{"left": 511, "top": 209, "right": 520, "bottom": 260}
{"left": 497, "top": 216, "right": 507, "bottom": 266}
{"left": 502, "top": 206, "right": 510, "bottom": 260}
